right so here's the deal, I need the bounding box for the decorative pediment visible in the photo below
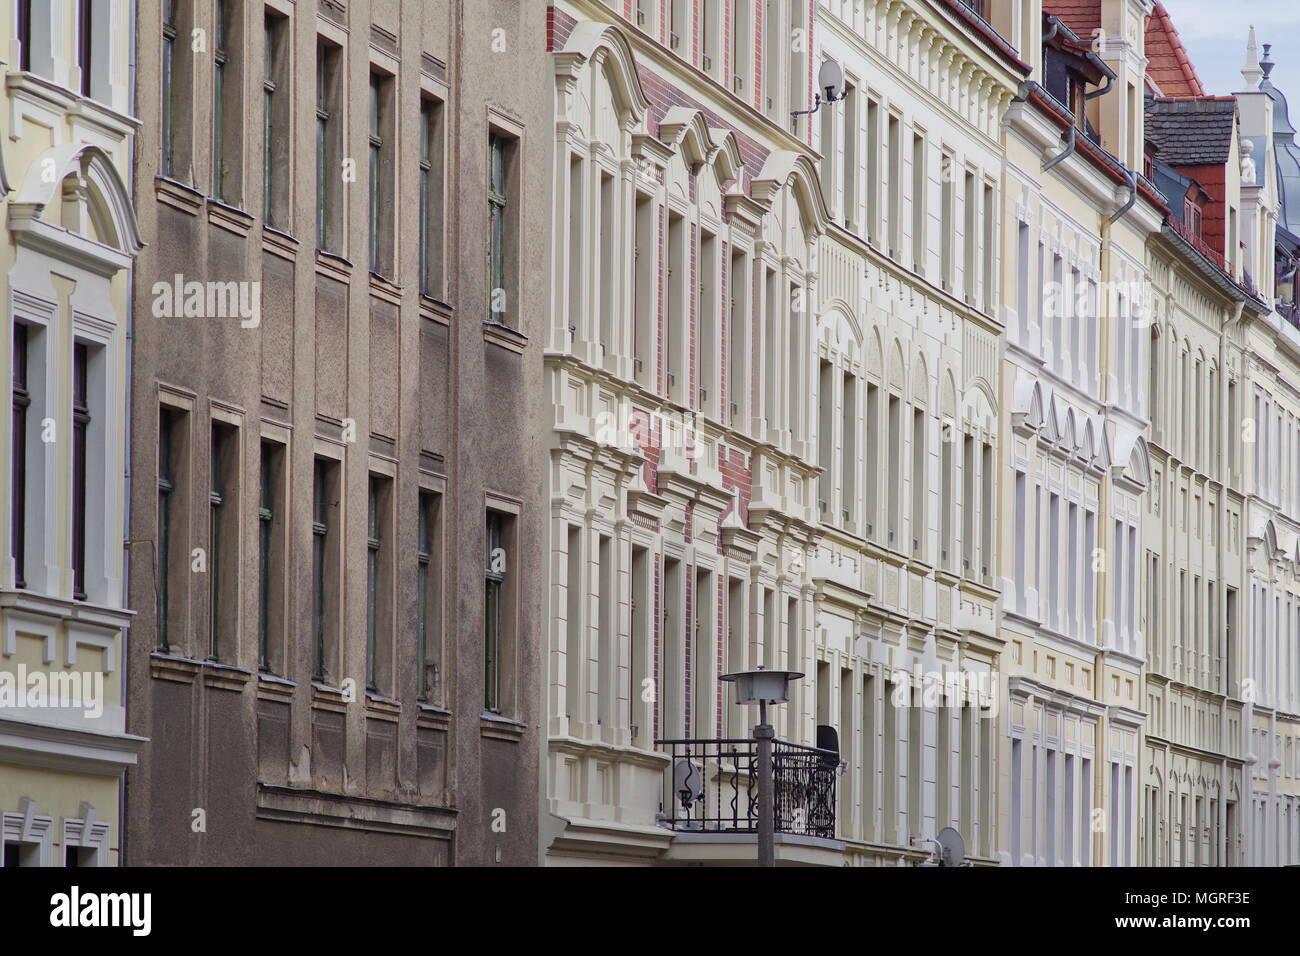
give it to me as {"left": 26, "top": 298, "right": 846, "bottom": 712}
{"left": 554, "top": 21, "right": 650, "bottom": 125}
{"left": 751, "top": 149, "right": 830, "bottom": 237}
{"left": 658, "top": 107, "right": 714, "bottom": 171}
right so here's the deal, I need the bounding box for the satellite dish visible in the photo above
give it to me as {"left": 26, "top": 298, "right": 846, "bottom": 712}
{"left": 673, "top": 759, "right": 704, "bottom": 811}
{"left": 935, "top": 827, "right": 966, "bottom": 867}
{"left": 818, "top": 59, "right": 845, "bottom": 103}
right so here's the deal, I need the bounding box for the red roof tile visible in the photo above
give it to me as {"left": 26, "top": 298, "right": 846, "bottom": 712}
{"left": 1144, "top": 1, "right": 1205, "bottom": 96}
{"left": 1044, "top": 0, "right": 1101, "bottom": 39}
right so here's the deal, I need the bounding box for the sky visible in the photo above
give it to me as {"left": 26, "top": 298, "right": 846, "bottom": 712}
{"left": 1166, "top": 0, "right": 1300, "bottom": 102}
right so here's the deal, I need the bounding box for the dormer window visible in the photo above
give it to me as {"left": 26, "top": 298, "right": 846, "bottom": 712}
{"left": 1184, "top": 196, "right": 1203, "bottom": 238}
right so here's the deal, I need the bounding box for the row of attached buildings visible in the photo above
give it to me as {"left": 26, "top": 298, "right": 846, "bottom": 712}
{"left": 2, "top": 0, "right": 1299, "bottom": 867}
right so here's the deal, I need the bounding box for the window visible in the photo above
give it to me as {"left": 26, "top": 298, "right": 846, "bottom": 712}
{"left": 842, "top": 373, "right": 856, "bottom": 521}
{"left": 213, "top": 0, "right": 241, "bottom": 202}
{"left": 417, "top": 491, "right": 442, "bottom": 700}
{"left": 77, "top": 0, "right": 92, "bottom": 96}
{"left": 487, "top": 131, "right": 517, "bottom": 326}
{"left": 866, "top": 98, "right": 880, "bottom": 242}
{"left": 567, "top": 155, "right": 584, "bottom": 342}
{"left": 369, "top": 71, "right": 395, "bottom": 275}
{"left": 263, "top": 11, "right": 288, "bottom": 226}
{"left": 419, "top": 96, "right": 446, "bottom": 297}
{"left": 669, "top": 0, "right": 687, "bottom": 52}
{"left": 257, "top": 441, "right": 284, "bottom": 672}
{"left": 634, "top": 192, "right": 656, "bottom": 387}
{"left": 366, "top": 475, "right": 393, "bottom": 693}
{"left": 842, "top": 81, "right": 857, "bottom": 229}
{"left": 818, "top": 361, "right": 833, "bottom": 511}
{"left": 698, "top": 229, "right": 718, "bottom": 415}
{"left": 161, "top": 0, "right": 191, "bottom": 179}
{"left": 887, "top": 115, "right": 901, "bottom": 256}
{"left": 71, "top": 344, "right": 89, "bottom": 602}
{"left": 963, "top": 170, "right": 976, "bottom": 304}
{"left": 982, "top": 182, "right": 995, "bottom": 312}
{"left": 10, "top": 324, "right": 29, "bottom": 588}
{"left": 731, "top": 0, "right": 751, "bottom": 94}
{"left": 598, "top": 171, "right": 616, "bottom": 358}
{"left": 157, "top": 407, "right": 185, "bottom": 651}
{"left": 17, "top": 0, "right": 31, "bottom": 72}
{"left": 484, "top": 511, "right": 508, "bottom": 713}
{"left": 887, "top": 396, "right": 901, "bottom": 545}
{"left": 728, "top": 247, "right": 749, "bottom": 423}
{"left": 701, "top": 0, "right": 720, "bottom": 76}
{"left": 911, "top": 133, "right": 925, "bottom": 273}
{"left": 666, "top": 212, "right": 686, "bottom": 402}
{"left": 209, "top": 421, "right": 238, "bottom": 661}
{"left": 316, "top": 38, "right": 342, "bottom": 251}
{"left": 312, "top": 457, "right": 340, "bottom": 681}
{"left": 940, "top": 153, "right": 954, "bottom": 288}
{"left": 911, "top": 407, "right": 925, "bottom": 555}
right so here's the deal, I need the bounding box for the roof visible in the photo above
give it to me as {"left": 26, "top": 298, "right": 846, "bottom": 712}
{"left": 1144, "top": 2, "right": 1205, "bottom": 96}
{"left": 1145, "top": 96, "right": 1237, "bottom": 166}
{"left": 1043, "top": 0, "right": 1100, "bottom": 39}
{"left": 1259, "top": 50, "right": 1300, "bottom": 234}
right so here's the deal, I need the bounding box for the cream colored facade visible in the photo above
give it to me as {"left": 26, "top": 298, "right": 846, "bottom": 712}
{"left": 1236, "top": 42, "right": 1300, "bottom": 866}
{"left": 541, "top": 0, "right": 834, "bottom": 865}
{"left": 811, "top": 0, "right": 1020, "bottom": 865}
{"left": 0, "top": 0, "right": 145, "bottom": 866}
{"left": 991, "top": 0, "right": 1162, "bottom": 866}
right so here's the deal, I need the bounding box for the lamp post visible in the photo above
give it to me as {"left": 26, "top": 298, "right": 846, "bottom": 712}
{"left": 720, "top": 666, "right": 803, "bottom": 867}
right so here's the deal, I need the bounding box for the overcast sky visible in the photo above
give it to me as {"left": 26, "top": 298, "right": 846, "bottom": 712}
{"left": 1166, "top": 0, "right": 1300, "bottom": 103}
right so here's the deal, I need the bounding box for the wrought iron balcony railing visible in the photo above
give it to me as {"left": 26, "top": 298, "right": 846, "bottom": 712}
{"left": 655, "top": 737, "right": 838, "bottom": 839}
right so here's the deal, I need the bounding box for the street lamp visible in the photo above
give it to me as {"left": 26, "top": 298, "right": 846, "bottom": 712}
{"left": 720, "top": 666, "right": 803, "bottom": 867}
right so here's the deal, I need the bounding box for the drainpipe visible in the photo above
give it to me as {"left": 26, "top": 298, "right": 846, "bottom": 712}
{"left": 120, "top": 0, "right": 138, "bottom": 868}
{"left": 1086, "top": 74, "right": 1114, "bottom": 100}
{"left": 1042, "top": 123, "right": 1076, "bottom": 171}
{"left": 1107, "top": 168, "right": 1138, "bottom": 225}
{"left": 1220, "top": 298, "right": 1245, "bottom": 865}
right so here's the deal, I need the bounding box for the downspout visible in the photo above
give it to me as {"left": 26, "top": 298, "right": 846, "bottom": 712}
{"left": 1219, "top": 298, "right": 1245, "bottom": 865}
{"left": 1085, "top": 74, "right": 1114, "bottom": 100}
{"left": 121, "top": 0, "right": 138, "bottom": 868}
{"left": 1042, "top": 123, "right": 1076, "bottom": 171}
{"left": 1108, "top": 168, "right": 1138, "bottom": 225}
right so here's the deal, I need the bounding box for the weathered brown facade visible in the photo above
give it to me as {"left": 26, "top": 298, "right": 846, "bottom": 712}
{"left": 124, "top": 0, "right": 546, "bottom": 866}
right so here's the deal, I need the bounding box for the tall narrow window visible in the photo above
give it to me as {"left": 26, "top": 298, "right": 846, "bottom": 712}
{"left": 419, "top": 97, "right": 446, "bottom": 297}
{"left": 316, "top": 39, "right": 342, "bottom": 251}
{"left": 941, "top": 423, "right": 953, "bottom": 568}
{"left": 842, "top": 82, "right": 857, "bottom": 229}
{"left": 418, "top": 492, "right": 442, "bottom": 700}
{"left": 257, "top": 441, "right": 282, "bottom": 672}
{"left": 731, "top": 0, "right": 751, "bottom": 95}
{"left": 842, "top": 373, "right": 856, "bottom": 522}
{"left": 599, "top": 171, "right": 616, "bottom": 358}
{"left": 10, "top": 324, "right": 29, "bottom": 589}
{"left": 263, "top": 11, "right": 287, "bottom": 226}
{"left": 157, "top": 407, "right": 183, "bottom": 651}
{"left": 488, "top": 132, "right": 514, "bottom": 326}
{"left": 698, "top": 230, "right": 718, "bottom": 416}
{"left": 940, "top": 153, "right": 954, "bottom": 289}
{"left": 887, "top": 115, "right": 901, "bottom": 256}
{"left": 818, "top": 361, "right": 834, "bottom": 512}
{"left": 366, "top": 475, "right": 392, "bottom": 693}
{"left": 312, "top": 458, "right": 339, "bottom": 681}
{"left": 701, "top": 0, "right": 720, "bottom": 76}
{"left": 911, "top": 407, "right": 925, "bottom": 555}
{"left": 369, "top": 71, "right": 394, "bottom": 275}
{"left": 982, "top": 182, "right": 995, "bottom": 312}
{"left": 866, "top": 99, "right": 880, "bottom": 242}
{"left": 17, "top": 0, "right": 31, "bottom": 72}
{"left": 865, "top": 382, "right": 880, "bottom": 539}
{"left": 567, "top": 155, "right": 584, "bottom": 342}
{"left": 911, "top": 132, "right": 925, "bottom": 273}
{"left": 634, "top": 193, "right": 656, "bottom": 387}
{"left": 963, "top": 171, "right": 976, "bottom": 304}
{"left": 213, "top": 0, "right": 234, "bottom": 200}
{"left": 887, "top": 396, "right": 901, "bottom": 545}
{"left": 728, "top": 248, "right": 749, "bottom": 424}
{"left": 484, "top": 511, "right": 507, "bottom": 713}
{"left": 209, "top": 422, "right": 238, "bottom": 661}
{"left": 77, "top": 0, "right": 92, "bottom": 96}
{"left": 666, "top": 212, "right": 686, "bottom": 402}
{"left": 962, "top": 435, "right": 975, "bottom": 574}
{"left": 71, "top": 344, "right": 89, "bottom": 601}
{"left": 980, "top": 442, "right": 993, "bottom": 577}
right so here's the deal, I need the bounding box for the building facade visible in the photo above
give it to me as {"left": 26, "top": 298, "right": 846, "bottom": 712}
{"left": 991, "top": 0, "right": 1166, "bottom": 867}
{"left": 1, "top": 0, "right": 145, "bottom": 867}
{"left": 540, "top": 0, "right": 837, "bottom": 865}
{"left": 122, "top": 0, "right": 546, "bottom": 866}
{"left": 810, "top": 0, "right": 1021, "bottom": 865}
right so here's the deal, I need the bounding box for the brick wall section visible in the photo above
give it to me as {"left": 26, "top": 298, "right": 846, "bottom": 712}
{"left": 547, "top": 5, "right": 577, "bottom": 51}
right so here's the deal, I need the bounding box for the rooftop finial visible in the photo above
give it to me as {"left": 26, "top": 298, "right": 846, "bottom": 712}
{"left": 1263, "top": 43, "right": 1276, "bottom": 81}
{"left": 1243, "top": 26, "right": 1263, "bottom": 90}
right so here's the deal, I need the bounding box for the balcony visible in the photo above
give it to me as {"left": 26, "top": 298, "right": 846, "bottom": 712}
{"left": 654, "top": 737, "right": 842, "bottom": 863}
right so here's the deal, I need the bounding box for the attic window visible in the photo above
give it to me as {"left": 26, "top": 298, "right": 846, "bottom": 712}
{"left": 1184, "top": 195, "right": 1203, "bottom": 239}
